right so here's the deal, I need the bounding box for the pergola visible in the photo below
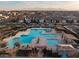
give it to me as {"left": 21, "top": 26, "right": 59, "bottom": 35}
{"left": 57, "top": 44, "right": 75, "bottom": 51}
{"left": 64, "top": 33, "right": 78, "bottom": 40}
{"left": 63, "top": 33, "right": 78, "bottom": 44}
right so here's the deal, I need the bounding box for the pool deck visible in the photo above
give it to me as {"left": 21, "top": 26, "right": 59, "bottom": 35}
{"left": 31, "top": 37, "right": 47, "bottom": 46}
{"left": 15, "top": 29, "right": 30, "bottom": 36}
{"left": 2, "top": 29, "right": 31, "bottom": 42}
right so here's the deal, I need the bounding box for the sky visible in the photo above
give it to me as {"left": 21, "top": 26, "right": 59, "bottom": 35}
{"left": 0, "top": 1, "right": 79, "bottom": 11}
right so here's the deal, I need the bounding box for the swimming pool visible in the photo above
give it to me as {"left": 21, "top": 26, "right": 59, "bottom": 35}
{"left": 47, "top": 39, "right": 61, "bottom": 46}
{"left": 7, "top": 28, "right": 62, "bottom": 48}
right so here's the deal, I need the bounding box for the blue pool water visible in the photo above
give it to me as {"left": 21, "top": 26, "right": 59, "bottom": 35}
{"left": 47, "top": 39, "right": 61, "bottom": 46}
{"left": 7, "top": 28, "right": 62, "bottom": 48}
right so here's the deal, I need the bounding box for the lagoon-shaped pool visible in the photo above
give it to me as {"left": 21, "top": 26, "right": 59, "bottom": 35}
{"left": 7, "top": 28, "right": 62, "bottom": 48}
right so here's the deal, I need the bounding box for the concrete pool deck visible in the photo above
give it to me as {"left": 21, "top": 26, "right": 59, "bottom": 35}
{"left": 3, "top": 29, "right": 31, "bottom": 42}
{"left": 31, "top": 37, "right": 47, "bottom": 46}
{"left": 15, "top": 29, "right": 30, "bottom": 36}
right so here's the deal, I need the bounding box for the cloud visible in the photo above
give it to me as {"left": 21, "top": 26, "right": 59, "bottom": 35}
{"left": 0, "top": 1, "right": 79, "bottom": 11}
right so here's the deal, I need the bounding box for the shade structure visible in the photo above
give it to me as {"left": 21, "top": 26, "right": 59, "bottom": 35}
{"left": 57, "top": 44, "right": 76, "bottom": 57}
{"left": 57, "top": 44, "right": 75, "bottom": 51}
